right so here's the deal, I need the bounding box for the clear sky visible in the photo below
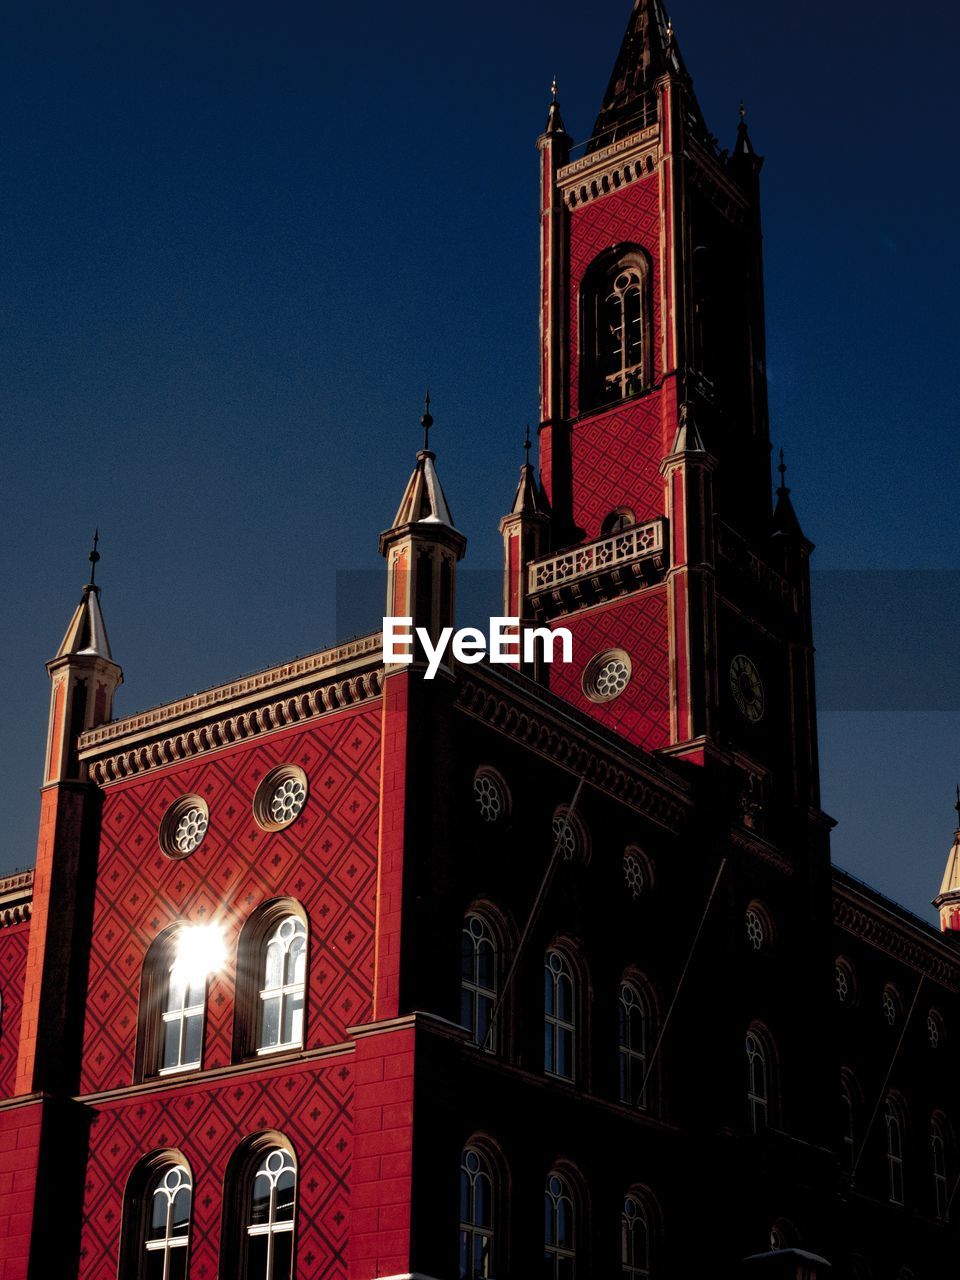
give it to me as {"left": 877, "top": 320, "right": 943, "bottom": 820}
{"left": 1, "top": 0, "right": 958, "bottom": 921}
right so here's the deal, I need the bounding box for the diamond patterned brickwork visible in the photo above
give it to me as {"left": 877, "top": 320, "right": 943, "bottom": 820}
{"left": 0, "top": 920, "right": 30, "bottom": 1098}
{"left": 567, "top": 177, "right": 663, "bottom": 420}
{"left": 571, "top": 396, "right": 666, "bottom": 542}
{"left": 549, "top": 590, "right": 671, "bottom": 750}
{"left": 80, "top": 703, "right": 381, "bottom": 1095}
{"left": 78, "top": 1055, "right": 352, "bottom": 1280}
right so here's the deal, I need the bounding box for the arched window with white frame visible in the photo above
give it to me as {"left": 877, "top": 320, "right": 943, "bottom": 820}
{"left": 222, "top": 1134, "right": 298, "bottom": 1280}
{"left": 233, "top": 901, "right": 309, "bottom": 1062}
{"left": 621, "top": 1191, "right": 654, "bottom": 1278}
{"left": 544, "top": 1170, "right": 577, "bottom": 1279}
{"left": 885, "top": 1096, "right": 906, "bottom": 1205}
{"left": 544, "top": 948, "right": 577, "bottom": 1081}
{"left": 618, "top": 980, "right": 651, "bottom": 1109}
{"left": 931, "top": 1114, "right": 950, "bottom": 1220}
{"left": 258, "top": 915, "right": 306, "bottom": 1053}
{"left": 136, "top": 926, "right": 219, "bottom": 1081}
{"left": 119, "top": 1151, "right": 193, "bottom": 1280}
{"left": 745, "top": 1026, "right": 773, "bottom": 1135}
{"left": 459, "top": 1144, "right": 497, "bottom": 1279}
{"left": 461, "top": 912, "right": 499, "bottom": 1053}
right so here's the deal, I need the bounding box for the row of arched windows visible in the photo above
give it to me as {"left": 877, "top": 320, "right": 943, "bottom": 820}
{"left": 121, "top": 1136, "right": 296, "bottom": 1280}
{"left": 841, "top": 1074, "right": 954, "bottom": 1218}
{"left": 459, "top": 1143, "right": 657, "bottom": 1280}
{"left": 461, "top": 910, "right": 774, "bottom": 1130}
{"left": 136, "top": 902, "right": 307, "bottom": 1081}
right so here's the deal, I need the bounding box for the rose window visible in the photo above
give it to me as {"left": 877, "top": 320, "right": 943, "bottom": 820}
{"left": 583, "top": 649, "right": 633, "bottom": 703}
{"left": 253, "top": 765, "right": 310, "bottom": 832}
{"left": 745, "top": 908, "right": 765, "bottom": 952}
{"left": 160, "top": 795, "right": 210, "bottom": 859}
{"left": 623, "top": 851, "right": 645, "bottom": 899}
{"left": 270, "top": 776, "right": 306, "bottom": 826}
{"left": 473, "top": 770, "right": 507, "bottom": 823}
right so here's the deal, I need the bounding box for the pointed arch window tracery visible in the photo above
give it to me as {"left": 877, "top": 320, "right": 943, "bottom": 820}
{"left": 581, "top": 248, "right": 652, "bottom": 411}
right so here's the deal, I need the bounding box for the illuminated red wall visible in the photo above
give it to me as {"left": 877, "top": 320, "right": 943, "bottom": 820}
{"left": 0, "top": 921, "right": 30, "bottom": 1101}
{"left": 80, "top": 702, "right": 381, "bottom": 1093}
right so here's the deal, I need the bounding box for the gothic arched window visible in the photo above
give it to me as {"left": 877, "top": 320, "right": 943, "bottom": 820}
{"left": 931, "top": 1114, "right": 950, "bottom": 1220}
{"left": 581, "top": 249, "right": 652, "bottom": 411}
{"left": 621, "top": 1192, "right": 654, "bottom": 1278}
{"left": 223, "top": 1136, "right": 298, "bottom": 1280}
{"left": 885, "top": 1097, "right": 906, "bottom": 1205}
{"left": 233, "top": 901, "right": 309, "bottom": 1061}
{"left": 136, "top": 928, "right": 213, "bottom": 1081}
{"left": 544, "top": 1170, "right": 577, "bottom": 1279}
{"left": 745, "top": 1026, "right": 773, "bottom": 1135}
{"left": 120, "top": 1152, "right": 193, "bottom": 1280}
{"left": 459, "top": 1144, "right": 496, "bottom": 1279}
{"left": 461, "top": 912, "right": 500, "bottom": 1053}
{"left": 544, "top": 949, "right": 577, "bottom": 1080}
{"left": 618, "top": 981, "right": 651, "bottom": 1109}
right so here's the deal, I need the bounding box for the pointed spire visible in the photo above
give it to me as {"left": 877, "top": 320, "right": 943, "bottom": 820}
{"left": 589, "top": 0, "right": 690, "bottom": 150}
{"left": 669, "top": 401, "right": 706, "bottom": 455}
{"left": 730, "top": 99, "right": 763, "bottom": 180}
{"left": 56, "top": 534, "right": 114, "bottom": 660}
{"left": 511, "top": 426, "right": 550, "bottom": 517}
{"left": 771, "top": 448, "right": 804, "bottom": 539}
{"left": 544, "top": 75, "right": 569, "bottom": 138}
{"left": 388, "top": 401, "right": 459, "bottom": 531}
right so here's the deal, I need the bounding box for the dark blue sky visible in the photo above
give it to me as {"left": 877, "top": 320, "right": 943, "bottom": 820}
{"left": 2, "top": 1, "right": 958, "bottom": 920}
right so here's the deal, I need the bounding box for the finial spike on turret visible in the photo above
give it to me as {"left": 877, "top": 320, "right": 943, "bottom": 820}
{"left": 88, "top": 528, "right": 101, "bottom": 587}
{"left": 420, "top": 390, "right": 434, "bottom": 453}
{"left": 523, "top": 424, "right": 532, "bottom": 464}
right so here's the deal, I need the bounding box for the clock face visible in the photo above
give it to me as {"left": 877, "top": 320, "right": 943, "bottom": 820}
{"left": 729, "top": 654, "right": 764, "bottom": 723}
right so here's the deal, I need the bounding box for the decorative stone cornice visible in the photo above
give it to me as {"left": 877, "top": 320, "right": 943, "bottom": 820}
{"left": 685, "top": 136, "right": 750, "bottom": 224}
{"left": 728, "top": 826, "right": 794, "bottom": 876}
{"left": 833, "top": 871, "right": 960, "bottom": 993}
{"left": 557, "top": 127, "right": 661, "bottom": 210}
{"left": 78, "top": 634, "right": 384, "bottom": 786}
{"left": 454, "top": 666, "right": 689, "bottom": 833}
{"left": 0, "top": 870, "right": 33, "bottom": 928}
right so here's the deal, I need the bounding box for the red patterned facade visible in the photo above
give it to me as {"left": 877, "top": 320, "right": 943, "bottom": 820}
{"left": 1, "top": 4, "right": 957, "bottom": 1280}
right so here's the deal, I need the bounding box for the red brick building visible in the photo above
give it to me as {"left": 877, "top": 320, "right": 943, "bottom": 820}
{"left": 1, "top": 3, "right": 958, "bottom": 1279}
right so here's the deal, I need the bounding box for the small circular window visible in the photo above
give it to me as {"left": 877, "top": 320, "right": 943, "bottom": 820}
{"left": 253, "top": 765, "right": 309, "bottom": 832}
{"left": 882, "top": 985, "right": 902, "bottom": 1027}
{"left": 583, "top": 649, "right": 632, "bottom": 703}
{"left": 745, "top": 906, "right": 767, "bottom": 952}
{"left": 160, "top": 795, "right": 209, "bottom": 859}
{"left": 623, "top": 846, "right": 652, "bottom": 899}
{"left": 552, "top": 805, "right": 589, "bottom": 864}
{"left": 928, "top": 1009, "right": 945, "bottom": 1049}
{"left": 473, "top": 768, "right": 509, "bottom": 824}
{"left": 835, "top": 959, "right": 855, "bottom": 1005}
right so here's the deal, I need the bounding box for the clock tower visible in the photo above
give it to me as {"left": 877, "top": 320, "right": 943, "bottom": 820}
{"left": 529, "top": 0, "right": 821, "bottom": 849}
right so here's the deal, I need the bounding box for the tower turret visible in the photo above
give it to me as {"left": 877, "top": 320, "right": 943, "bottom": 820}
{"left": 500, "top": 428, "right": 549, "bottom": 671}
{"left": 17, "top": 537, "right": 122, "bottom": 1096}
{"left": 379, "top": 401, "right": 466, "bottom": 670}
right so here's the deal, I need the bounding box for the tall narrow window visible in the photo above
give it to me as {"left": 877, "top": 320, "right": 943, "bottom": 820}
{"left": 461, "top": 914, "right": 498, "bottom": 1052}
{"left": 544, "top": 1172, "right": 576, "bottom": 1279}
{"left": 581, "top": 250, "right": 652, "bottom": 412}
{"left": 144, "top": 1164, "right": 192, "bottom": 1280}
{"left": 234, "top": 901, "right": 309, "bottom": 1062}
{"left": 621, "top": 1194, "right": 651, "bottom": 1279}
{"left": 885, "top": 1098, "right": 905, "bottom": 1205}
{"left": 459, "top": 1145, "right": 495, "bottom": 1279}
{"left": 544, "top": 950, "right": 577, "bottom": 1080}
{"left": 841, "top": 1075, "right": 857, "bottom": 1176}
{"left": 161, "top": 964, "right": 205, "bottom": 1073}
{"left": 258, "top": 916, "right": 306, "bottom": 1053}
{"left": 120, "top": 1153, "right": 193, "bottom": 1280}
{"left": 745, "top": 1030, "right": 769, "bottom": 1134}
{"left": 931, "top": 1116, "right": 949, "bottom": 1220}
{"left": 245, "top": 1147, "right": 297, "bottom": 1280}
{"left": 618, "top": 982, "right": 649, "bottom": 1109}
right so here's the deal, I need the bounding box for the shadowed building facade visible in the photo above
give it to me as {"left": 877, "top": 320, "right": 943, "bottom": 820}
{"left": 0, "top": 3, "right": 957, "bottom": 1279}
